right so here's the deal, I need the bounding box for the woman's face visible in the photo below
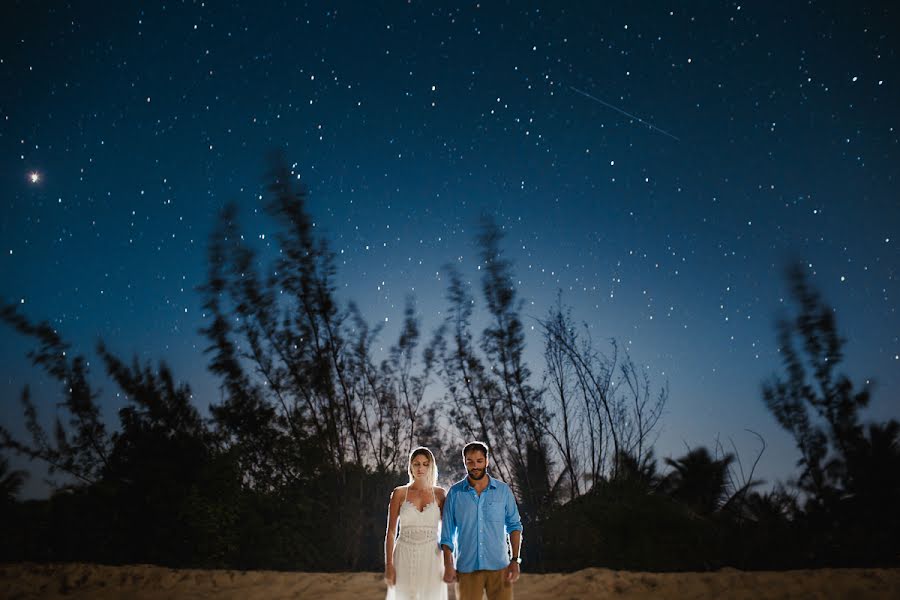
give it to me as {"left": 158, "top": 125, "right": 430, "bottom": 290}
{"left": 410, "top": 454, "right": 431, "bottom": 483}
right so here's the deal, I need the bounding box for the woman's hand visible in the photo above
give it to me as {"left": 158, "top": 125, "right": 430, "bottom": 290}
{"left": 384, "top": 564, "right": 396, "bottom": 586}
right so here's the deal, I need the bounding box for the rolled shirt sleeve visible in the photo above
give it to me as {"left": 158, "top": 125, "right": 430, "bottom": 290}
{"left": 439, "top": 485, "right": 457, "bottom": 553}
{"left": 505, "top": 484, "right": 523, "bottom": 535}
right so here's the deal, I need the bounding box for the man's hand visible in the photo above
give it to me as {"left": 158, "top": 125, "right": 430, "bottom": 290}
{"left": 505, "top": 562, "right": 520, "bottom": 583}
{"left": 443, "top": 564, "right": 457, "bottom": 584}
{"left": 383, "top": 564, "right": 396, "bottom": 586}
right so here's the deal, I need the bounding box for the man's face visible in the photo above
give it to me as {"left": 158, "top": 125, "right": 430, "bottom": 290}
{"left": 464, "top": 450, "right": 488, "bottom": 481}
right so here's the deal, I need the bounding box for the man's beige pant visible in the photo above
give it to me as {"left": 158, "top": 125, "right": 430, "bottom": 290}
{"left": 456, "top": 569, "right": 512, "bottom": 600}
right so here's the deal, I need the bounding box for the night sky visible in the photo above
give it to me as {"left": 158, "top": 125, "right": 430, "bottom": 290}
{"left": 2, "top": 2, "right": 898, "bottom": 498}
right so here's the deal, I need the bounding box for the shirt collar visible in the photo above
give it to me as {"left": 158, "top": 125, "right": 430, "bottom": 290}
{"left": 462, "top": 474, "right": 497, "bottom": 491}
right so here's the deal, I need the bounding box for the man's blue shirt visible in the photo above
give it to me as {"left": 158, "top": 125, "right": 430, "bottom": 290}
{"left": 439, "top": 475, "right": 523, "bottom": 573}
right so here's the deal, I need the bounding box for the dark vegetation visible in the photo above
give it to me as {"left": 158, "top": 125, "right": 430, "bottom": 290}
{"left": 2, "top": 154, "right": 898, "bottom": 571}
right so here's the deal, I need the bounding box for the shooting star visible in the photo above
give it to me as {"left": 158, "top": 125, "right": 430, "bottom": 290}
{"left": 569, "top": 85, "right": 680, "bottom": 142}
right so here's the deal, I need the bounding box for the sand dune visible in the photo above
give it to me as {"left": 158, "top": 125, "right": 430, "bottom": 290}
{"left": 3, "top": 562, "right": 899, "bottom": 599}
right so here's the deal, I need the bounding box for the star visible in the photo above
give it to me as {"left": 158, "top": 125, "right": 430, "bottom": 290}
{"left": 28, "top": 171, "right": 41, "bottom": 184}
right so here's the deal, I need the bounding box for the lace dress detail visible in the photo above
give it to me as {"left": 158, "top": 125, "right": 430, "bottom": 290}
{"left": 387, "top": 492, "right": 447, "bottom": 600}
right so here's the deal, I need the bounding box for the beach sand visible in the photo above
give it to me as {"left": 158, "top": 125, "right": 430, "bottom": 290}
{"left": 3, "top": 562, "right": 899, "bottom": 599}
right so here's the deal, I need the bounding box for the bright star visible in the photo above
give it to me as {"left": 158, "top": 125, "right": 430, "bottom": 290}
{"left": 28, "top": 171, "right": 41, "bottom": 184}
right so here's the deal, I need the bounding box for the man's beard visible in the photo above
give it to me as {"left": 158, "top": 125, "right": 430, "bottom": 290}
{"left": 467, "top": 468, "right": 487, "bottom": 480}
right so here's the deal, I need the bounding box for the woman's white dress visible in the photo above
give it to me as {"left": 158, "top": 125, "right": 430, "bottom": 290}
{"left": 386, "top": 492, "right": 447, "bottom": 600}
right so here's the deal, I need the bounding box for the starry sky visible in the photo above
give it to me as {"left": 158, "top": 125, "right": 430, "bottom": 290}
{"left": 2, "top": 1, "right": 898, "bottom": 498}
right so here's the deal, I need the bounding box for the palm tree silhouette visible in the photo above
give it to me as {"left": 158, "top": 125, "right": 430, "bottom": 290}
{"left": 661, "top": 447, "right": 734, "bottom": 516}
{"left": 612, "top": 449, "right": 659, "bottom": 489}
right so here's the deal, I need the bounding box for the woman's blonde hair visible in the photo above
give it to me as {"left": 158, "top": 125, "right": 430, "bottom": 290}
{"left": 407, "top": 446, "right": 438, "bottom": 488}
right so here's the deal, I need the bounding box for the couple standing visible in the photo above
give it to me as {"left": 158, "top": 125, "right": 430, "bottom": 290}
{"left": 384, "top": 442, "right": 523, "bottom": 600}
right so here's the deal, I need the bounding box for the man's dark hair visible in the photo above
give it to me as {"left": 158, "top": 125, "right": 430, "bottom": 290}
{"left": 462, "top": 441, "right": 489, "bottom": 459}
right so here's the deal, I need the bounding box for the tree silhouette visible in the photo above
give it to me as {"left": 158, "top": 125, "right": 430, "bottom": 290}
{"left": 477, "top": 218, "right": 553, "bottom": 507}
{"left": 611, "top": 448, "right": 659, "bottom": 489}
{"left": 763, "top": 264, "right": 876, "bottom": 506}
{"left": 196, "top": 152, "right": 449, "bottom": 569}
{"left": 0, "top": 301, "right": 243, "bottom": 565}
{"left": 539, "top": 297, "right": 666, "bottom": 490}
{"left": 432, "top": 264, "right": 511, "bottom": 481}
{"left": 762, "top": 263, "right": 900, "bottom": 564}
{"left": 0, "top": 456, "right": 27, "bottom": 503}
{"left": 0, "top": 305, "right": 110, "bottom": 486}
{"left": 842, "top": 420, "right": 900, "bottom": 532}
{"left": 661, "top": 447, "right": 735, "bottom": 516}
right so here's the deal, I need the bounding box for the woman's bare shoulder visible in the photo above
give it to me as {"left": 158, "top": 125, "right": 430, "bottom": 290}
{"left": 390, "top": 485, "right": 409, "bottom": 502}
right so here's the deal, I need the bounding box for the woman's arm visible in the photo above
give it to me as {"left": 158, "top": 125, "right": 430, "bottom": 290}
{"left": 384, "top": 486, "right": 405, "bottom": 585}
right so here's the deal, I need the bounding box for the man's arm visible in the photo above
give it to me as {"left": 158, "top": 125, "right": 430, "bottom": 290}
{"left": 509, "top": 529, "right": 522, "bottom": 560}
{"left": 506, "top": 529, "right": 522, "bottom": 582}
{"left": 505, "top": 485, "right": 523, "bottom": 583}
{"left": 441, "top": 543, "right": 457, "bottom": 583}
{"left": 439, "top": 487, "right": 457, "bottom": 583}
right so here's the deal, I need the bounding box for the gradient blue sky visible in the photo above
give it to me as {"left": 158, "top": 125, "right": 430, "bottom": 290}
{"left": 2, "top": 1, "right": 897, "bottom": 497}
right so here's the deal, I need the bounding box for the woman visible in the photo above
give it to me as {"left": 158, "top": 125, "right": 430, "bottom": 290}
{"left": 384, "top": 446, "right": 447, "bottom": 600}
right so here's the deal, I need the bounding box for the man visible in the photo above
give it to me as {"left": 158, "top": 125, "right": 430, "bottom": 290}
{"left": 440, "top": 441, "right": 523, "bottom": 600}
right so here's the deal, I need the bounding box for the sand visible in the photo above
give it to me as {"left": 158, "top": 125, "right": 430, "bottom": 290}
{"left": 2, "top": 562, "right": 899, "bottom": 599}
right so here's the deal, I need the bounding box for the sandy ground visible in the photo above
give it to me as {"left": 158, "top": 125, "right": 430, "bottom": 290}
{"left": 2, "top": 562, "right": 900, "bottom": 599}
